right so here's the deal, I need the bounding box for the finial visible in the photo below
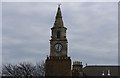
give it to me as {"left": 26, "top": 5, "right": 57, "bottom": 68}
{"left": 58, "top": 3, "right": 61, "bottom": 8}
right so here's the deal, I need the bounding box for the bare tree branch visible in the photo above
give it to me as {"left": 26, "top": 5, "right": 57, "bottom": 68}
{"left": 2, "top": 62, "right": 45, "bottom": 77}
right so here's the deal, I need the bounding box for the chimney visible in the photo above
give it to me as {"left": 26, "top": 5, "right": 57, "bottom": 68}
{"left": 72, "top": 61, "right": 83, "bottom": 76}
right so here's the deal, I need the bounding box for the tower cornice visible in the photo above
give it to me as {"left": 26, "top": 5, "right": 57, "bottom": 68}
{"left": 51, "top": 26, "right": 67, "bottom": 30}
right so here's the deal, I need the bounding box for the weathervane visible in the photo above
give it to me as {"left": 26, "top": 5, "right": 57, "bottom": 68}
{"left": 58, "top": 3, "right": 61, "bottom": 8}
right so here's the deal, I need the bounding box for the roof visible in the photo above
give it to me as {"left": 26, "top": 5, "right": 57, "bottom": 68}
{"left": 83, "top": 65, "right": 120, "bottom": 76}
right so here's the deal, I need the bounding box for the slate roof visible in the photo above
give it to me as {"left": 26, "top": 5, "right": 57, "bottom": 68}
{"left": 83, "top": 65, "right": 120, "bottom": 76}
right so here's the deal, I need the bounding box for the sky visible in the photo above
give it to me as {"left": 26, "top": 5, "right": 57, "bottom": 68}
{"left": 1, "top": 0, "right": 119, "bottom": 2}
{"left": 2, "top": 2, "right": 118, "bottom": 66}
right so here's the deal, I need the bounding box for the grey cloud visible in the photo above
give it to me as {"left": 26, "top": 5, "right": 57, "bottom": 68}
{"left": 2, "top": 2, "right": 118, "bottom": 65}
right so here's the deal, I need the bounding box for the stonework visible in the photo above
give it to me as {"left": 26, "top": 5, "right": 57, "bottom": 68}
{"left": 50, "top": 40, "right": 68, "bottom": 57}
{"left": 45, "top": 57, "right": 72, "bottom": 76}
{"left": 72, "top": 61, "right": 83, "bottom": 76}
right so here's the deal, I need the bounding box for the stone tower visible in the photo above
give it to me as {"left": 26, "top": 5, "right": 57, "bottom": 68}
{"left": 45, "top": 5, "right": 72, "bottom": 76}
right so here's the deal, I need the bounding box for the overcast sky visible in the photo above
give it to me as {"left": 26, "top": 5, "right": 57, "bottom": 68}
{"left": 2, "top": 2, "right": 118, "bottom": 66}
{"left": 1, "top": 0, "right": 119, "bottom": 2}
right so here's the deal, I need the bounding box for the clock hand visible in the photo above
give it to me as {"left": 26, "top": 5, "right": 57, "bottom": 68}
{"left": 57, "top": 45, "right": 59, "bottom": 50}
{"left": 58, "top": 45, "right": 60, "bottom": 51}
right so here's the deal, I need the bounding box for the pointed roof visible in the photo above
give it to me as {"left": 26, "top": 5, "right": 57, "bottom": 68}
{"left": 54, "top": 5, "right": 64, "bottom": 27}
{"left": 56, "top": 4, "right": 62, "bottom": 18}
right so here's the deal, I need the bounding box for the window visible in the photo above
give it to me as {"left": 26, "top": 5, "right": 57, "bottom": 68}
{"left": 57, "top": 31, "right": 60, "bottom": 39}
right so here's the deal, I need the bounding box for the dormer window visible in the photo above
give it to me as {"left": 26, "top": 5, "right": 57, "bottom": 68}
{"left": 57, "top": 31, "right": 60, "bottom": 39}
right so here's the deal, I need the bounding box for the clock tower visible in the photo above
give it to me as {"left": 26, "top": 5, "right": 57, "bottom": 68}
{"left": 50, "top": 5, "right": 67, "bottom": 57}
{"left": 45, "top": 5, "right": 72, "bottom": 76}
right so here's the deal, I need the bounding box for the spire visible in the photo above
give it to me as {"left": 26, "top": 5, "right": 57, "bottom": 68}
{"left": 54, "top": 4, "right": 64, "bottom": 27}
{"left": 56, "top": 4, "right": 62, "bottom": 18}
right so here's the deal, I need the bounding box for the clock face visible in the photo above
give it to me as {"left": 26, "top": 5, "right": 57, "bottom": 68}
{"left": 54, "top": 43, "right": 62, "bottom": 52}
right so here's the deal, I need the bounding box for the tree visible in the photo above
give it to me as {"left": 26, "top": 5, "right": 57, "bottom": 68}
{"left": 2, "top": 62, "right": 45, "bottom": 77}
{"left": 35, "top": 61, "right": 45, "bottom": 76}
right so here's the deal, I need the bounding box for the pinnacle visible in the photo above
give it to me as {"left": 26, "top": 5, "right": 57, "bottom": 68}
{"left": 56, "top": 5, "right": 62, "bottom": 18}
{"left": 54, "top": 5, "right": 64, "bottom": 27}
